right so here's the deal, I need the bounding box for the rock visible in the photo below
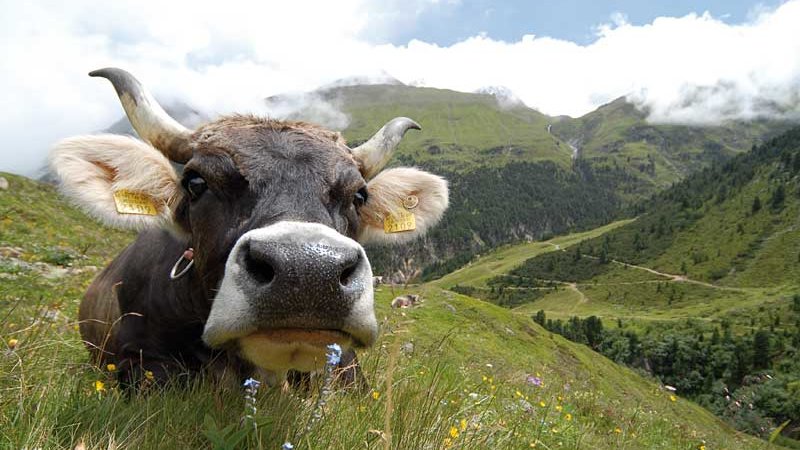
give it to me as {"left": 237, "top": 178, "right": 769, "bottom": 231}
{"left": 401, "top": 342, "right": 414, "bottom": 354}
{"left": 0, "top": 176, "right": 7, "bottom": 190}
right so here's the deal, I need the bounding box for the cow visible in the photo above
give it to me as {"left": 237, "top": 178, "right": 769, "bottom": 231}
{"left": 390, "top": 294, "right": 421, "bottom": 309}
{"left": 49, "top": 68, "right": 449, "bottom": 388}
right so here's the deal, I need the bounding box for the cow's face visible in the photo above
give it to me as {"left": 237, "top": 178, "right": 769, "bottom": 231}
{"left": 50, "top": 68, "right": 448, "bottom": 373}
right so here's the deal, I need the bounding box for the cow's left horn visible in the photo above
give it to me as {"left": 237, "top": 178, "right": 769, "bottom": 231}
{"left": 90, "top": 67, "right": 192, "bottom": 163}
{"left": 352, "top": 117, "right": 421, "bottom": 179}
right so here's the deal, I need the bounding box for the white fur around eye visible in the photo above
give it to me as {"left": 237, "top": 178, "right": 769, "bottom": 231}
{"left": 357, "top": 167, "right": 449, "bottom": 245}
{"left": 49, "top": 134, "right": 181, "bottom": 230}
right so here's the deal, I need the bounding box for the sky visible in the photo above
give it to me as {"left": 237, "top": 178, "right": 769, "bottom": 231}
{"left": 1, "top": 0, "right": 799, "bottom": 176}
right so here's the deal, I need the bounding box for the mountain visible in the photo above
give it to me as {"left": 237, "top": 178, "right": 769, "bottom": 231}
{"left": 551, "top": 97, "right": 794, "bottom": 199}
{"left": 436, "top": 126, "right": 800, "bottom": 443}
{"left": 0, "top": 171, "right": 773, "bottom": 449}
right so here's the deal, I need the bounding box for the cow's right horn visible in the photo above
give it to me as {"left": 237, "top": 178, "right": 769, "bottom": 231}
{"left": 90, "top": 67, "right": 192, "bottom": 163}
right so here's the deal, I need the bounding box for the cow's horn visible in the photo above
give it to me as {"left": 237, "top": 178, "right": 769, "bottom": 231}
{"left": 90, "top": 67, "right": 192, "bottom": 163}
{"left": 352, "top": 117, "right": 421, "bottom": 179}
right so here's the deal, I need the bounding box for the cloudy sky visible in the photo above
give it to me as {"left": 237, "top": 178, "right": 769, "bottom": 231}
{"left": 1, "top": 0, "right": 799, "bottom": 175}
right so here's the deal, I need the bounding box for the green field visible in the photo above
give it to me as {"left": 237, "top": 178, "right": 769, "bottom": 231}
{"left": 0, "top": 173, "right": 778, "bottom": 448}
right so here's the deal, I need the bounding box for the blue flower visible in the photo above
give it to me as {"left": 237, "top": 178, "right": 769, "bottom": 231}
{"left": 326, "top": 343, "right": 342, "bottom": 366}
{"left": 281, "top": 442, "right": 294, "bottom": 450}
{"left": 243, "top": 377, "right": 261, "bottom": 389}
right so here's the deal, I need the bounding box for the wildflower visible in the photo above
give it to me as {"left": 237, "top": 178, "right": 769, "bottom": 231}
{"left": 669, "top": 395, "right": 677, "bottom": 402}
{"left": 372, "top": 390, "right": 381, "bottom": 400}
{"left": 106, "top": 363, "right": 117, "bottom": 372}
{"left": 557, "top": 395, "right": 563, "bottom": 402}
{"left": 419, "top": 370, "right": 426, "bottom": 375}
{"left": 326, "top": 343, "right": 342, "bottom": 365}
{"left": 460, "top": 418, "right": 467, "bottom": 431}
{"left": 443, "top": 437, "right": 453, "bottom": 448}
{"left": 482, "top": 375, "right": 488, "bottom": 382}
{"left": 243, "top": 377, "right": 261, "bottom": 430}
{"left": 144, "top": 370, "right": 154, "bottom": 380}
{"left": 8, "top": 338, "right": 19, "bottom": 349}
{"left": 94, "top": 380, "right": 106, "bottom": 392}
{"left": 614, "top": 427, "right": 622, "bottom": 434}
{"left": 282, "top": 443, "right": 294, "bottom": 450}
{"left": 358, "top": 405, "right": 367, "bottom": 413}
{"left": 526, "top": 375, "right": 543, "bottom": 387}
{"left": 539, "top": 401, "right": 546, "bottom": 408}
{"left": 515, "top": 390, "right": 523, "bottom": 398}
{"left": 564, "top": 413, "right": 572, "bottom": 421}
{"left": 551, "top": 427, "right": 559, "bottom": 434}
{"left": 449, "top": 426, "right": 459, "bottom": 439}
{"left": 243, "top": 378, "right": 261, "bottom": 389}
{"left": 555, "top": 405, "right": 563, "bottom": 412}
{"left": 698, "top": 445, "right": 706, "bottom": 450}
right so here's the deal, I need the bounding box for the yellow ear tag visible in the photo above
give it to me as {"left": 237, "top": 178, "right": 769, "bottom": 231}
{"left": 113, "top": 190, "right": 158, "bottom": 216}
{"left": 384, "top": 209, "right": 416, "bottom": 233}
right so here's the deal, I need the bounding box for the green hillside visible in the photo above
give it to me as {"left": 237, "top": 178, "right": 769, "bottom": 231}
{"left": 551, "top": 97, "right": 794, "bottom": 199}
{"left": 442, "top": 127, "right": 800, "bottom": 443}
{"left": 0, "top": 173, "right": 774, "bottom": 448}
{"left": 327, "top": 85, "right": 792, "bottom": 277}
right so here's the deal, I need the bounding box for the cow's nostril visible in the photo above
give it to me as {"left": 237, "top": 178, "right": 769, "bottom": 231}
{"left": 244, "top": 251, "right": 275, "bottom": 285}
{"left": 339, "top": 260, "right": 359, "bottom": 287}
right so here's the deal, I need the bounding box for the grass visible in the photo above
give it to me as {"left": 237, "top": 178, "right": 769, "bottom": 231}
{"left": 430, "top": 219, "right": 633, "bottom": 290}
{"left": 0, "top": 173, "right": 777, "bottom": 449}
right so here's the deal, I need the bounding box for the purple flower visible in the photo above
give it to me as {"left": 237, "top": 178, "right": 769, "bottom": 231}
{"left": 526, "top": 375, "right": 543, "bottom": 387}
{"left": 326, "top": 343, "right": 342, "bottom": 366}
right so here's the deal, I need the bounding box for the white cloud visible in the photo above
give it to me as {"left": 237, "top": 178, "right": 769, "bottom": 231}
{"left": 1, "top": 0, "right": 799, "bottom": 175}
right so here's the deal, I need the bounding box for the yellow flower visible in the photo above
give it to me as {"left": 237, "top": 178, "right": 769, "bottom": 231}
{"left": 555, "top": 405, "right": 563, "bottom": 412}
{"left": 614, "top": 427, "right": 622, "bottom": 434}
{"left": 7, "top": 338, "right": 18, "bottom": 349}
{"left": 699, "top": 445, "right": 706, "bottom": 450}
{"left": 482, "top": 375, "right": 488, "bottom": 382}
{"left": 372, "top": 390, "right": 381, "bottom": 400}
{"left": 529, "top": 442, "right": 537, "bottom": 448}
{"left": 539, "top": 401, "right": 547, "bottom": 408}
{"left": 358, "top": 405, "right": 367, "bottom": 413}
{"left": 557, "top": 395, "right": 563, "bottom": 402}
{"left": 564, "top": 413, "right": 572, "bottom": 421}
{"left": 515, "top": 390, "right": 523, "bottom": 397}
{"left": 490, "top": 385, "right": 496, "bottom": 391}
{"left": 443, "top": 437, "right": 452, "bottom": 448}
{"left": 144, "top": 370, "right": 154, "bottom": 380}
{"left": 449, "top": 426, "right": 459, "bottom": 439}
{"left": 460, "top": 419, "right": 467, "bottom": 432}
{"left": 106, "top": 363, "right": 117, "bottom": 372}
{"left": 670, "top": 395, "right": 677, "bottom": 402}
{"left": 94, "top": 380, "right": 106, "bottom": 392}
{"left": 419, "top": 370, "right": 425, "bottom": 375}
{"left": 551, "top": 427, "right": 559, "bottom": 434}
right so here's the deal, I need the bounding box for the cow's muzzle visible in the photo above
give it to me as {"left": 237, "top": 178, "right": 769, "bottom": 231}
{"left": 202, "top": 222, "right": 378, "bottom": 372}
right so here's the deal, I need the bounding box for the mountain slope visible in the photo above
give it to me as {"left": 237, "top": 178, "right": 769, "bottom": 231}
{"left": 0, "top": 173, "right": 773, "bottom": 449}
{"left": 436, "top": 126, "right": 800, "bottom": 442}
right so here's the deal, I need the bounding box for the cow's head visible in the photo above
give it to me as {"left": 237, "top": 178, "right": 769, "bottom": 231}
{"left": 50, "top": 68, "right": 448, "bottom": 373}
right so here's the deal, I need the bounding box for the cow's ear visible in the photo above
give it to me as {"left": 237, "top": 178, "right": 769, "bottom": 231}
{"left": 49, "top": 134, "right": 181, "bottom": 230}
{"left": 357, "top": 167, "right": 448, "bottom": 245}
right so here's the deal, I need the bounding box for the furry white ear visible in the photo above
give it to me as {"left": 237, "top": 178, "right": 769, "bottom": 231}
{"left": 357, "top": 167, "right": 449, "bottom": 245}
{"left": 49, "top": 134, "right": 181, "bottom": 230}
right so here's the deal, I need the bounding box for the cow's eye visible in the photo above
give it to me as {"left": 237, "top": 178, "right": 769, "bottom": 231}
{"left": 354, "top": 187, "right": 368, "bottom": 208}
{"left": 183, "top": 172, "right": 207, "bottom": 200}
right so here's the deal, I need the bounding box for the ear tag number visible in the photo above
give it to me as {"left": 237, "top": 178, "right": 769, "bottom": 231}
{"left": 113, "top": 190, "right": 158, "bottom": 216}
{"left": 384, "top": 209, "right": 416, "bottom": 233}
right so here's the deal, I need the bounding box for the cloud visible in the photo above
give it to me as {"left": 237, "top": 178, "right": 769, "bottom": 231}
{"left": 1, "top": 0, "right": 799, "bottom": 175}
